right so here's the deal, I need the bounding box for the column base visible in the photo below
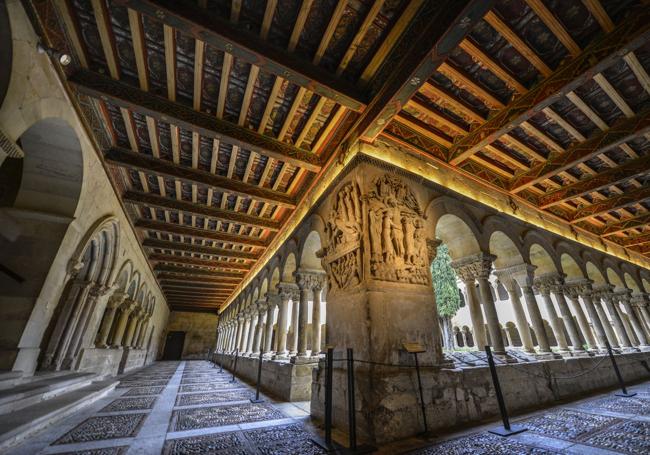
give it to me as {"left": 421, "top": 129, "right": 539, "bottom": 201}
{"left": 262, "top": 352, "right": 275, "bottom": 359}
{"left": 620, "top": 346, "right": 639, "bottom": 353}
{"left": 637, "top": 345, "right": 650, "bottom": 352}
{"left": 272, "top": 352, "right": 289, "bottom": 360}
{"left": 290, "top": 355, "right": 317, "bottom": 365}
{"left": 533, "top": 351, "right": 561, "bottom": 360}
{"left": 495, "top": 353, "right": 518, "bottom": 363}
{"left": 569, "top": 349, "right": 591, "bottom": 357}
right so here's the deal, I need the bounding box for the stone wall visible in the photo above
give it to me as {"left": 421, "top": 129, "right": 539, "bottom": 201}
{"left": 166, "top": 311, "right": 218, "bottom": 359}
{"left": 215, "top": 353, "right": 316, "bottom": 401}
{"left": 311, "top": 351, "right": 650, "bottom": 444}
{"left": 0, "top": 0, "right": 169, "bottom": 375}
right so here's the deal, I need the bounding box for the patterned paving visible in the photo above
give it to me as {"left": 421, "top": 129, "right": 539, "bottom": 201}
{"left": 169, "top": 402, "right": 286, "bottom": 431}
{"left": 163, "top": 423, "right": 325, "bottom": 455}
{"left": 12, "top": 360, "right": 650, "bottom": 454}
{"left": 53, "top": 414, "right": 147, "bottom": 444}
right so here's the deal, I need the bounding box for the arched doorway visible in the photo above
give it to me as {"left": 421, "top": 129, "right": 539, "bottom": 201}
{"left": 40, "top": 218, "right": 119, "bottom": 371}
{"left": 0, "top": 118, "right": 83, "bottom": 372}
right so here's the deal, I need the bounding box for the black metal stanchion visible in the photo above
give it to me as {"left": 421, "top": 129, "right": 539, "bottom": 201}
{"left": 251, "top": 350, "right": 265, "bottom": 403}
{"left": 485, "top": 346, "right": 527, "bottom": 437}
{"left": 325, "top": 347, "right": 334, "bottom": 447}
{"left": 230, "top": 349, "right": 239, "bottom": 383}
{"left": 347, "top": 348, "right": 357, "bottom": 451}
{"left": 606, "top": 341, "right": 636, "bottom": 397}
{"left": 414, "top": 351, "right": 427, "bottom": 434}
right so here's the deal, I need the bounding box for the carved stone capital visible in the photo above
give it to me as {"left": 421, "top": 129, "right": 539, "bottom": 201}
{"left": 108, "top": 291, "right": 128, "bottom": 309}
{"left": 450, "top": 253, "right": 496, "bottom": 282}
{"left": 276, "top": 281, "right": 298, "bottom": 302}
{"left": 295, "top": 270, "right": 326, "bottom": 291}
{"left": 494, "top": 263, "right": 535, "bottom": 290}
{"left": 563, "top": 278, "right": 593, "bottom": 298}
{"left": 120, "top": 299, "right": 137, "bottom": 314}
{"left": 266, "top": 291, "right": 281, "bottom": 308}
{"left": 533, "top": 272, "right": 562, "bottom": 295}
{"left": 614, "top": 289, "right": 633, "bottom": 304}
{"left": 592, "top": 284, "right": 614, "bottom": 301}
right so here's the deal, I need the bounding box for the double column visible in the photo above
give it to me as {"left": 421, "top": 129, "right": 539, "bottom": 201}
{"left": 293, "top": 270, "right": 326, "bottom": 362}
{"left": 494, "top": 266, "right": 535, "bottom": 353}
{"left": 274, "top": 282, "right": 296, "bottom": 359}
{"left": 451, "top": 253, "right": 505, "bottom": 355}
{"left": 96, "top": 291, "right": 127, "bottom": 348}
{"left": 111, "top": 299, "right": 137, "bottom": 348}
{"left": 616, "top": 290, "right": 649, "bottom": 349}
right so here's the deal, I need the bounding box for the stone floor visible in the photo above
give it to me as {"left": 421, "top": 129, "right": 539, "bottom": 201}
{"left": 6, "top": 360, "right": 650, "bottom": 454}
{"left": 384, "top": 382, "right": 650, "bottom": 454}
{"left": 9, "top": 361, "right": 319, "bottom": 455}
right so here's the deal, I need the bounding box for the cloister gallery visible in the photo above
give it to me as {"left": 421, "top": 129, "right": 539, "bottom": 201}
{"left": 1, "top": 0, "right": 650, "bottom": 453}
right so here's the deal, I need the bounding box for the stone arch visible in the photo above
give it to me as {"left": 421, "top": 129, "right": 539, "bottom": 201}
{"left": 624, "top": 272, "right": 641, "bottom": 294}
{"left": 259, "top": 277, "right": 269, "bottom": 299}
{"left": 559, "top": 252, "right": 585, "bottom": 280}
{"left": 128, "top": 272, "right": 141, "bottom": 299}
{"left": 39, "top": 216, "right": 120, "bottom": 371}
{"left": 299, "top": 230, "right": 325, "bottom": 271}
{"left": 433, "top": 213, "right": 481, "bottom": 260}
{"left": 528, "top": 243, "right": 558, "bottom": 275}
{"left": 585, "top": 262, "right": 607, "bottom": 286}
{"left": 488, "top": 230, "right": 524, "bottom": 269}
{"left": 281, "top": 250, "right": 297, "bottom": 282}
{"left": 269, "top": 266, "right": 281, "bottom": 291}
{"left": 605, "top": 267, "right": 626, "bottom": 291}
{"left": 642, "top": 277, "right": 650, "bottom": 293}
{"left": 112, "top": 261, "right": 132, "bottom": 292}
{"left": 0, "top": 0, "right": 11, "bottom": 108}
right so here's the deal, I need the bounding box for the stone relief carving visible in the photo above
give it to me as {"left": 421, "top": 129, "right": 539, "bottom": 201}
{"left": 322, "top": 181, "right": 363, "bottom": 291}
{"left": 322, "top": 174, "right": 434, "bottom": 290}
{"left": 365, "top": 174, "right": 431, "bottom": 285}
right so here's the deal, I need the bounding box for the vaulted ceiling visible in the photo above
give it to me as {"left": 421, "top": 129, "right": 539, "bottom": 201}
{"left": 29, "top": 0, "right": 650, "bottom": 312}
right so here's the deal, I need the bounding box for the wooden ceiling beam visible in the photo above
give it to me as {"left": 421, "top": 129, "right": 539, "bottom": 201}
{"left": 619, "top": 233, "right": 650, "bottom": 247}
{"left": 136, "top": 219, "right": 269, "bottom": 247}
{"left": 123, "top": 190, "right": 281, "bottom": 231}
{"left": 149, "top": 253, "right": 251, "bottom": 270}
{"left": 357, "top": 0, "right": 493, "bottom": 142}
{"left": 69, "top": 71, "right": 322, "bottom": 172}
{"left": 510, "top": 108, "right": 650, "bottom": 192}
{"left": 106, "top": 147, "right": 296, "bottom": 208}
{"left": 168, "top": 305, "right": 220, "bottom": 313}
{"left": 158, "top": 274, "right": 241, "bottom": 284}
{"left": 600, "top": 213, "right": 650, "bottom": 237}
{"left": 161, "top": 282, "right": 237, "bottom": 291}
{"left": 538, "top": 155, "right": 650, "bottom": 209}
{"left": 113, "top": 0, "right": 365, "bottom": 112}
{"left": 154, "top": 264, "right": 244, "bottom": 278}
{"left": 570, "top": 186, "right": 650, "bottom": 224}
{"left": 526, "top": 0, "right": 581, "bottom": 57}
{"left": 448, "top": 10, "right": 650, "bottom": 164}
{"left": 143, "top": 238, "right": 259, "bottom": 259}
{"left": 164, "top": 288, "right": 232, "bottom": 296}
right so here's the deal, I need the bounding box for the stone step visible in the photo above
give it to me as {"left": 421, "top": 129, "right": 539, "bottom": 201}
{"left": 0, "top": 372, "right": 23, "bottom": 391}
{"left": 0, "top": 379, "right": 117, "bottom": 452}
{"left": 0, "top": 372, "right": 97, "bottom": 414}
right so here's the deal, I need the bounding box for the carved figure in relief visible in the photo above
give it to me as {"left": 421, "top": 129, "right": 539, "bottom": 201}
{"left": 365, "top": 174, "right": 431, "bottom": 285}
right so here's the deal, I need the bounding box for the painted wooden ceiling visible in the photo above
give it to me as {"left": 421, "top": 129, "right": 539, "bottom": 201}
{"left": 29, "top": 0, "right": 650, "bottom": 312}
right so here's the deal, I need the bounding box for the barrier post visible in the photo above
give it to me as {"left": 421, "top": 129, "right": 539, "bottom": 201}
{"left": 251, "top": 350, "right": 265, "bottom": 403}
{"left": 219, "top": 349, "right": 224, "bottom": 373}
{"left": 485, "top": 346, "right": 527, "bottom": 437}
{"left": 347, "top": 348, "right": 357, "bottom": 451}
{"left": 325, "top": 347, "right": 333, "bottom": 446}
{"left": 230, "top": 349, "right": 239, "bottom": 383}
{"left": 606, "top": 341, "right": 637, "bottom": 397}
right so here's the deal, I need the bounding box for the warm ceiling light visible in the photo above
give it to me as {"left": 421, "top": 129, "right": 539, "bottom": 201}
{"left": 36, "top": 42, "right": 71, "bottom": 66}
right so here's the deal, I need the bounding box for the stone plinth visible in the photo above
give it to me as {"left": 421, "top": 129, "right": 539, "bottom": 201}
{"left": 311, "top": 351, "right": 650, "bottom": 444}
{"left": 118, "top": 348, "right": 147, "bottom": 374}
{"left": 215, "top": 353, "right": 316, "bottom": 401}
{"left": 76, "top": 347, "right": 124, "bottom": 376}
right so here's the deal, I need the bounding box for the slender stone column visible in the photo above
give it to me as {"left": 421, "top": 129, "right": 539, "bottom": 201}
{"left": 471, "top": 254, "right": 506, "bottom": 355}
{"left": 534, "top": 274, "right": 569, "bottom": 352}
{"left": 131, "top": 313, "right": 144, "bottom": 348}
{"left": 632, "top": 295, "right": 650, "bottom": 338}
{"left": 137, "top": 312, "right": 152, "bottom": 348}
{"left": 295, "top": 270, "right": 315, "bottom": 360}
{"left": 264, "top": 293, "right": 279, "bottom": 356}
{"left": 311, "top": 275, "right": 326, "bottom": 356}
{"left": 112, "top": 299, "right": 137, "bottom": 347}
{"left": 451, "top": 258, "right": 487, "bottom": 350}
{"left": 592, "top": 286, "right": 621, "bottom": 348}
{"left": 274, "top": 283, "right": 294, "bottom": 359}
{"left": 124, "top": 307, "right": 143, "bottom": 347}
{"left": 245, "top": 309, "right": 257, "bottom": 355}
{"left": 577, "top": 283, "right": 609, "bottom": 349}
{"left": 510, "top": 265, "right": 552, "bottom": 355}
{"left": 236, "top": 315, "right": 245, "bottom": 353}
{"left": 564, "top": 282, "right": 597, "bottom": 349}
{"left": 617, "top": 290, "right": 649, "bottom": 347}
{"left": 252, "top": 300, "right": 266, "bottom": 355}
{"left": 289, "top": 288, "right": 300, "bottom": 355}
{"left": 550, "top": 278, "right": 586, "bottom": 354}
{"left": 495, "top": 266, "right": 534, "bottom": 353}
{"left": 604, "top": 289, "right": 633, "bottom": 348}
{"left": 97, "top": 292, "right": 127, "bottom": 348}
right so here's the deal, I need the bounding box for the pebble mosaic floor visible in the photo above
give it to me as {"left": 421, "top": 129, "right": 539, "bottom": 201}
{"left": 8, "top": 360, "right": 650, "bottom": 454}
{"left": 10, "top": 361, "right": 318, "bottom": 455}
